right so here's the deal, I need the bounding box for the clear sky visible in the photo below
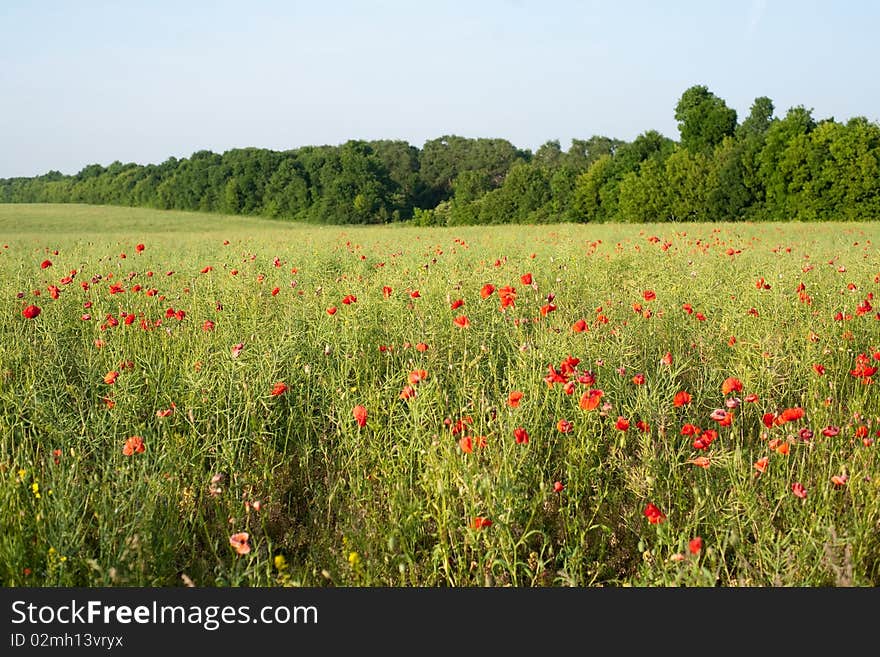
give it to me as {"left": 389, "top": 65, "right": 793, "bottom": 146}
{"left": 2, "top": 0, "right": 878, "bottom": 178}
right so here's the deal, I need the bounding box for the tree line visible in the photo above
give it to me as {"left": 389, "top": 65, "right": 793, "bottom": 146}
{"left": 2, "top": 85, "right": 879, "bottom": 224}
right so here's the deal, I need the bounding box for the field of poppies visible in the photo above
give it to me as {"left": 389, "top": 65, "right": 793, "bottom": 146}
{"left": 2, "top": 203, "right": 879, "bottom": 587}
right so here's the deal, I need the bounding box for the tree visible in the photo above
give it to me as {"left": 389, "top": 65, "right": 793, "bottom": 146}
{"left": 675, "top": 85, "right": 738, "bottom": 153}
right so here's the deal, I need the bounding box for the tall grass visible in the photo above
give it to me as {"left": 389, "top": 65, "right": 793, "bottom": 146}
{"left": 1, "top": 204, "right": 878, "bottom": 586}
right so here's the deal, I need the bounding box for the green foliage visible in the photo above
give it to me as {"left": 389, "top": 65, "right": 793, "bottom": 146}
{"left": 2, "top": 85, "right": 880, "bottom": 225}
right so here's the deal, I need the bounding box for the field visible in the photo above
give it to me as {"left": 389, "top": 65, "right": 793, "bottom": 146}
{"left": 2, "top": 204, "right": 879, "bottom": 587}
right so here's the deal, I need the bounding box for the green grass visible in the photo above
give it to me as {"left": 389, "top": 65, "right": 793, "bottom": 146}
{"left": 2, "top": 203, "right": 879, "bottom": 587}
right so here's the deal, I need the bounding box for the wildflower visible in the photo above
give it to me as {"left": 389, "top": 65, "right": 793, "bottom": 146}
{"left": 579, "top": 388, "right": 604, "bottom": 411}
{"left": 615, "top": 416, "right": 630, "bottom": 431}
{"left": 450, "top": 299, "right": 464, "bottom": 310}
{"left": 231, "top": 343, "right": 244, "bottom": 358}
{"left": 556, "top": 419, "right": 573, "bottom": 434}
{"left": 326, "top": 306, "right": 338, "bottom": 315}
{"left": 399, "top": 385, "right": 416, "bottom": 400}
{"left": 135, "top": 243, "right": 145, "bottom": 253}
{"left": 480, "top": 284, "right": 495, "bottom": 299}
{"left": 229, "top": 532, "right": 251, "bottom": 555}
{"left": 513, "top": 427, "right": 529, "bottom": 444}
{"left": 202, "top": 320, "right": 215, "bottom": 331}
{"left": 830, "top": 474, "right": 849, "bottom": 487}
{"left": 754, "top": 456, "right": 769, "bottom": 475}
{"left": 471, "top": 516, "right": 492, "bottom": 530}
{"left": 453, "top": 315, "right": 470, "bottom": 328}
{"left": 632, "top": 373, "right": 646, "bottom": 385}
{"left": 520, "top": 273, "right": 533, "bottom": 285}
{"left": 688, "top": 456, "right": 711, "bottom": 468}
{"left": 270, "top": 382, "right": 288, "bottom": 396}
{"left": 408, "top": 369, "right": 428, "bottom": 385}
{"left": 104, "top": 370, "right": 119, "bottom": 385}
{"left": 643, "top": 503, "right": 666, "bottom": 524}
{"left": 382, "top": 286, "right": 392, "bottom": 298}
{"left": 22, "top": 305, "right": 41, "bottom": 319}
{"left": 122, "top": 436, "right": 145, "bottom": 456}
{"left": 572, "top": 319, "right": 588, "bottom": 333}
{"left": 352, "top": 405, "right": 367, "bottom": 428}
{"left": 553, "top": 480, "right": 564, "bottom": 493}
{"left": 791, "top": 482, "right": 807, "bottom": 499}
{"left": 660, "top": 352, "right": 673, "bottom": 366}
{"left": 721, "top": 377, "right": 743, "bottom": 395}
{"left": 458, "top": 436, "right": 473, "bottom": 453}
{"left": 689, "top": 537, "right": 703, "bottom": 555}
{"left": 643, "top": 290, "right": 656, "bottom": 302}
{"left": 673, "top": 391, "right": 692, "bottom": 407}
{"left": 508, "top": 391, "right": 524, "bottom": 408}
{"left": 40, "top": 259, "right": 52, "bottom": 269}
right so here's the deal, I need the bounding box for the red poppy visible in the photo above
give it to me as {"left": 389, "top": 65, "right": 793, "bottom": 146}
{"left": 540, "top": 303, "right": 557, "bottom": 317}
{"left": 122, "top": 435, "right": 145, "bottom": 456}
{"left": 635, "top": 419, "right": 650, "bottom": 433}
{"left": 579, "top": 388, "right": 604, "bottom": 411}
{"left": 229, "top": 532, "right": 251, "bottom": 555}
{"left": 830, "top": 474, "right": 849, "bottom": 487}
{"left": 778, "top": 407, "right": 805, "bottom": 424}
{"left": 450, "top": 299, "right": 464, "bottom": 310}
{"left": 689, "top": 537, "right": 703, "bottom": 555}
{"left": 342, "top": 294, "right": 357, "bottom": 305}
{"left": 673, "top": 390, "right": 692, "bottom": 407}
{"left": 821, "top": 425, "right": 840, "bottom": 437}
{"left": 104, "top": 370, "right": 119, "bottom": 385}
{"left": 202, "top": 320, "right": 215, "bottom": 331}
{"left": 135, "top": 243, "right": 145, "bottom": 253}
{"left": 553, "top": 480, "right": 564, "bottom": 493}
{"left": 615, "top": 416, "right": 630, "bottom": 431}
{"left": 754, "top": 456, "right": 769, "bottom": 475}
{"left": 471, "top": 516, "right": 492, "bottom": 530}
{"left": 643, "top": 503, "right": 666, "bottom": 524}
{"left": 791, "top": 482, "right": 807, "bottom": 499}
{"left": 480, "top": 284, "right": 495, "bottom": 299}
{"left": 520, "top": 273, "right": 533, "bottom": 285}
{"left": 270, "top": 382, "right": 288, "bottom": 396}
{"left": 352, "top": 404, "right": 367, "bottom": 427}
{"left": 415, "top": 342, "right": 429, "bottom": 352}
{"left": 22, "top": 304, "right": 41, "bottom": 319}
{"left": 271, "top": 287, "right": 280, "bottom": 296}
{"left": 382, "top": 286, "right": 392, "bottom": 298}
{"left": 408, "top": 369, "right": 428, "bottom": 385}
{"left": 632, "top": 373, "right": 645, "bottom": 385}
{"left": 498, "top": 285, "right": 517, "bottom": 310}
{"left": 399, "top": 385, "right": 416, "bottom": 400}
{"left": 40, "top": 259, "right": 52, "bottom": 269}
{"left": 688, "top": 456, "right": 711, "bottom": 468}
{"left": 572, "top": 319, "right": 588, "bottom": 333}
{"left": 326, "top": 306, "right": 337, "bottom": 315}
{"left": 453, "top": 315, "right": 470, "bottom": 328}
{"left": 721, "top": 377, "right": 743, "bottom": 395}
{"left": 410, "top": 290, "right": 421, "bottom": 299}
{"left": 513, "top": 427, "right": 529, "bottom": 444}
{"left": 643, "top": 290, "right": 656, "bottom": 302}
{"left": 508, "top": 391, "right": 524, "bottom": 408}
{"left": 660, "top": 351, "right": 673, "bottom": 366}
{"left": 710, "top": 409, "right": 733, "bottom": 426}
{"left": 556, "top": 419, "right": 573, "bottom": 433}
{"left": 458, "top": 436, "right": 473, "bottom": 454}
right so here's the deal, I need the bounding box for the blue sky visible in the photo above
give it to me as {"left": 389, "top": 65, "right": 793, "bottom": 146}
{"left": 1, "top": 0, "right": 878, "bottom": 178}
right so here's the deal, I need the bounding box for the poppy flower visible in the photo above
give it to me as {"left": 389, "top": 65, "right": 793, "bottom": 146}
{"left": 399, "top": 385, "right": 416, "bottom": 400}
{"left": 415, "top": 342, "right": 429, "bottom": 352}
{"left": 821, "top": 425, "right": 840, "bottom": 437}
{"left": 40, "top": 259, "right": 52, "bottom": 269}
{"left": 615, "top": 416, "right": 630, "bottom": 431}
{"left": 471, "top": 516, "right": 492, "bottom": 530}
{"left": 710, "top": 409, "right": 733, "bottom": 426}
{"left": 480, "top": 284, "right": 495, "bottom": 299}
{"left": 556, "top": 419, "right": 573, "bottom": 433}
{"left": 721, "top": 377, "right": 743, "bottom": 395}
{"left": 572, "top": 319, "right": 588, "bottom": 333}
{"left": 270, "top": 382, "right": 288, "bottom": 396}
{"left": 351, "top": 404, "right": 368, "bottom": 428}
{"left": 513, "top": 427, "right": 529, "bottom": 444}
{"left": 635, "top": 419, "right": 650, "bottom": 433}
{"left": 753, "top": 456, "right": 769, "bottom": 475}
{"left": 673, "top": 391, "right": 692, "bottom": 407}
{"left": 643, "top": 503, "right": 666, "bottom": 524}
{"left": 229, "top": 532, "right": 251, "bottom": 555}
{"left": 688, "top": 456, "right": 711, "bottom": 468}
{"left": 410, "top": 290, "right": 421, "bottom": 299}
{"left": 579, "top": 388, "right": 604, "bottom": 411}
{"left": 382, "top": 286, "right": 392, "bottom": 298}
{"left": 104, "top": 370, "right": 119, "bottom": 385}
{"left": 553, "top": 480, "right": 564, "bottom": 493}
{"left": 453, "top": 315, "right": 470, "bottom": 328}
{"left": 791, "top": 482, "right": 807, "bottom": 499}
{"left": 830, "top": 474, "right": 849, "bottom": 487}
{"left": 122, "top": 435, "right": 145, "bottom": 456}
{"left": 643, "top": 290, "right": 656, "bottom": 302}
{"left": 22, "top": 305, "right": 41, "bottom": 319}
{"left": 458, "top": 436, "right": 473, "bottom": 453}
{"left": 540, "top": 303, "right": 557, "bottom": 317}
{"left": 689, "top": 537, "right": 703, "bottom": 555}
{"left": 135, "top": 243, "right": 145, "bottom": 253}
{"left": 778, "top": 407, "right": 805, "bottom": 424}
{"left": 498, "top": 285, "right": 517, "bottom": 309}
{"left": 450, "top": 299, "right": 464, "bottom": 310}
{"left": 520, "top": 273, "right": 533, "bottom": 285}
{"left": 632, "top": 373, "right": 646, "bottom": 385}
{"left": 231, "top": 342, "right": 244, "bottom": 358}
{"left": 660, "top": 352, "right": 673, "bottom": 366}
{"left": 508, "top": 391, "right": 524, "bottom": 408}
{"left": 202, "top": 320, "right": 215, "bottom": 332}
{"left": 408, "top": 369, "right": 428, "bottom": 385}
{"left": 744, "top": 393, "right": 759, "bottom": 403}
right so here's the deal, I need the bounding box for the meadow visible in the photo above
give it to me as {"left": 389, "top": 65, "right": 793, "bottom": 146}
{"left": 1, "top": 204, "right": 878, "bottom": 587}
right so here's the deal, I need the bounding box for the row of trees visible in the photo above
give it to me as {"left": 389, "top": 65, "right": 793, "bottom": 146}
{"left": 3, "top": 86, "right": 879, "bottom": 223}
